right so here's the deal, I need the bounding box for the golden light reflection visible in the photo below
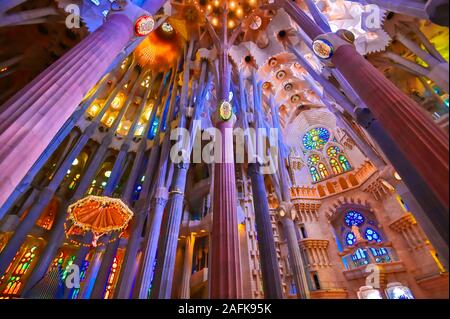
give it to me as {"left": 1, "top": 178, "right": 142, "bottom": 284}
{"left": 134, "top": 22, "right": 183, "bottom": 72}
{"left": 87, "top": 103, "right": 101, "bottom": 118}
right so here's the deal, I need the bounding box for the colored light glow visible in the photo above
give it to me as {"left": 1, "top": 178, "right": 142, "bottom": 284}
{"left": 104, "top": 171, "right": 111, "bottom": 178}
{"left": 72, "top": 159, "right": 79, "bottom": 166}
{"left": 111, "top": 96, "right": 122, "bottom": 110}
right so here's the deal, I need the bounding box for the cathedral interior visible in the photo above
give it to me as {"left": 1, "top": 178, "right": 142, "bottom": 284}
{"left": 0, "top": 0, "right": 448, "bottom": 299}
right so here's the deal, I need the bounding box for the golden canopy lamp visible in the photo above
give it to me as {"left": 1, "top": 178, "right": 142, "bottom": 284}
{"left": 65, "top": 196, "right": 134, "bottom": 247}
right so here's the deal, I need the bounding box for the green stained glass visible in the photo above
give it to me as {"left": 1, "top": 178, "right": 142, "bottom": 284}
{"left": 302, "top": 128, "right": 330, "bottom": 150}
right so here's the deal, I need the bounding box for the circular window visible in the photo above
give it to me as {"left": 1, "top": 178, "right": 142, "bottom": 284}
{"left": 302, "top": 127, "right": 330, "bottom": 150}
{"left": 344, "top": 211, "right": 365, "bottom": 227}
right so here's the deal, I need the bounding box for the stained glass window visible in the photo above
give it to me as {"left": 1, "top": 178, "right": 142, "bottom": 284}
{"left": 339, "top": 155, "right": 351, "bottom": 171}
{"left": 310, "top": 166, "right": 321, "bottom": 182}
{"left": 330, "top": 158, "right": 343, "bottom": 174}
{"left": 148, "top": 117, "right": 159, "bottom": 140}
{"left": 1, "top": 246, "right": 37, "bottom": 297}
{"left": 302, "top": 128, "right": 330, "bottom": 150}
{"left": 346, "top": 232, "right": 356, "bottom": 246}
{"left": 365, "top": 228, "right": 382, "bottom": 243}
{"left": 318, "top": 163, "right": 329, "bottom": 179}
{"left": 345, "top": 211, "right": 365, "bottom": 227}
{"left": 327, "top": 146, "right": 341, "bottom": 157}
{"left": 104, "top": 256, "right": 120, "bottom": 299}
{"left": 307, "top": 154, "right": 320, "bottom": 166}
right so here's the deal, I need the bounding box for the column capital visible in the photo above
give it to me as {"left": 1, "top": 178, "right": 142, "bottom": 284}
{"left": 311, "top": 30, "right": 355, "bottom": 65}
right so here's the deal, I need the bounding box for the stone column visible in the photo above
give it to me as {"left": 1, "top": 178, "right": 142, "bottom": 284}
{"left": 179, "top": 233, "right": 195, "bottom": 299}
{"left": 282, "top": 0, "right": 324, "bottom": 39}
{"left": 0, "top": 0, "right": 167, "bottom": 209}
{"left": 355, "top": 107, "right": 449, "bottom": 258}
{"left": 396, "top": 182, "right": 449, "bottom": 271}
{"left": 280, "top": 216, "right": 310, "bottom": 299}
{"left": 0, "top": 72, "right": 112, "bottom": 220}
{"left": 326, "top": 32, "right": 449, "bottom": 210}
{"left": 114, "top": 73, "right": 172, "bottom": 299}
{"left": 150, "top": 165, "right": 189, "bottom": 299}
{"left": 79, "top": 250, "right": 103, "bottom": 299}
{"left": 248, "top": 163, "right": 284, "bottom": 299}
{"left": 0, "top": 10, "right": 127, "bottom": 208}
{"left": 64, "top": 233, "right": 94, "bottom": 299}
{"left": 135, "top": 188, "right": 169, "bottom": 299}
{"left": 209, "top": 47, "right": 243, "bottom": 299}
{"left": 90, "top": 233, "right": 121, "bottom": 299}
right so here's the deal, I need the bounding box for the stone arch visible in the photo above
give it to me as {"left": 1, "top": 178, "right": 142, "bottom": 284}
{"left": 348, "top": 173, "right": 358, "bottom": 186}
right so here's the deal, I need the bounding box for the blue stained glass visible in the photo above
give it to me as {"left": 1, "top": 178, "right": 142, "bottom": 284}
{"left": 365, "top": 227, "right": 382, "bottom": 243}
{"left": 148, "top": 117, "right": 159, "bottom": 140}
{"left": 344, "top": 211, "right": 365, "bottom": 227}
{"left": 346, "top": 232, "right": 356, "bottom": 246}
{"left": 302, "top": 127, "right": 330, "bottom": 150}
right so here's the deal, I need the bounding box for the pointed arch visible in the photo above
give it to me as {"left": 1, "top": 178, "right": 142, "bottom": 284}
{"left": 339, "top": 155, "right": 351, "bottom": 172}
{"left": 318, "top": 162, "right": 329, "bottom": 179}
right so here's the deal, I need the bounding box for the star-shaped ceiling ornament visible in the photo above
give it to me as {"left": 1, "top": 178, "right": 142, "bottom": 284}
{"left": 170, "top": 0, "right": 206, "bottom": 39}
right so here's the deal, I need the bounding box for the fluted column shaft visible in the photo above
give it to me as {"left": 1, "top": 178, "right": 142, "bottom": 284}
{"left": 248, "top": 163, "right": 284, "bottom": 299}
{"left": 210, "top": 45, "right": 243, "bottom": 299}
{"left": 0, "top": 64, "right": 133, "bottom": 260}
{"left": 90, "top": 233, "right": 121, "bottom": 299}
{"left": 0, "top": 0, "right": 168, "bottom": 209}
{"left": 135, "top": 190, "right": 169, "bottom": 299}
{"left": 179, "top": 234, "right": 195, "bottom": 299}
{"left": 0, "top": 73, "right": 111, "bottom": 220}
{"left": 282, "top": 0, "right": 324, "bottom": 40}
{"left": 0, "top": 13, "right": 134, "bottom": 209}
{"left": 150, "top": 165, "right": 188, "bottom": 299}
{"left": 281, "top": 217, "right": 310, "bottom": 299}
{"left": 356, "top": 107, "right": 449, "bottom": 260}
{"left": 331, "top": 44, "right": 449, "bottom": 208}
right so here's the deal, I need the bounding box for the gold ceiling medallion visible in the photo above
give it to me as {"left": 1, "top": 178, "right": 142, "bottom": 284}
{"left": 263, "top": 81, "right": 272, "bottom": 90}
{"left": 312, "top": 38, "right": 334, "bottom": 60}
{"left": 291, "top": 94, "right": 301, "bottom": 103}
{"left": 276, "top": 69, "right": 286, "bottom": 80}
{"left": 268, "top": 57, "right": 278, "bottom": 68}
{"left": 336, "top": 29, "right": 356, "bottom": 44}
{"left": 218, "top": 100, "right": 233, "bottom": 121}
{"left": 284, "top": 82, "right": 293, "bottom": 91}
{"left": 135, "top": 15, "right": 155, "bottom": 37}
